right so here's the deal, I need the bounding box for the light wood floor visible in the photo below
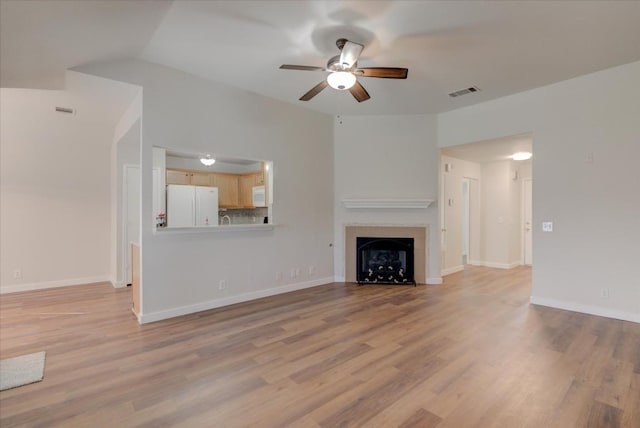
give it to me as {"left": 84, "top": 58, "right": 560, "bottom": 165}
{"left": 1, "top": 266, "right": 638, "bottom": 427}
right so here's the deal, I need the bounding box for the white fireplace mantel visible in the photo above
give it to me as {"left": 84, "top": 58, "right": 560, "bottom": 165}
{"left": 342, "top": 199, "right": 434, "bottom": 209}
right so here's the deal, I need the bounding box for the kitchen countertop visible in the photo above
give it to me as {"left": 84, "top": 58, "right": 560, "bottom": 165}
{"left": 154, "top": 224, "right": 276, "bottom": 234}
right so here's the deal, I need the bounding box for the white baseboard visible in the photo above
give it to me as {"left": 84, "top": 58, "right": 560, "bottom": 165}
{"left": 0, "top": 276, "right": 110, "bottom": 294}
{"left": 111, "top": 280, "right": 127, "bottom": 288}
{"left": 441, "top": 265, "right": 464, "bottom": 276}
{"left": 530, "top": 296, "right": 639, "bottom": 324}
{"left": 426, "top": 277, "right": 442, "bottom": 285}
{"left": 139, "top": 276, "right": 334, "bottom": 324}
{"left": 469, "top": 260, "right": 520, "bottom": 269}
{"left": 334, "top": 276, "right": 345, "bottom": 282}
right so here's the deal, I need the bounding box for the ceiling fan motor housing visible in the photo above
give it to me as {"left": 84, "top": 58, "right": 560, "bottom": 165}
{"left": 327, "top": 55, "right": 354, "bottom": 72}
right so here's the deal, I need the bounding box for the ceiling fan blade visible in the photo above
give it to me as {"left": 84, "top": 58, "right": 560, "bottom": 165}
{"left": 280, "top": 64, "right": 327, "bottom": 72}
{"left": 339, "top": 41, "right": 364, "bottom": 69}
{"left": 299, "top": 80, "right": 329, "bottom": 101}
{"left": 348, "top": 81, "right": 370, "bottom": 103}
{"left": 354, "top": 67, "right": 408, "bottom": 79}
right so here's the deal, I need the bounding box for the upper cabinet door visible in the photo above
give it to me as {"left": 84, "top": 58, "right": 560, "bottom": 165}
{"left": 213, "top": 173, "right": 239, "bottom": 207}
{"left": 253, "top": 171, "right": 265, "bottom": 186}
{"left": 166, "top": 169, "right": 191, "bottom": 185}
{"left": 190, "top": 171, "right": 212, "bottom": 186}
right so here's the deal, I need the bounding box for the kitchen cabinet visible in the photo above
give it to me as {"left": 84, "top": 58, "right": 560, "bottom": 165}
{"left": 211, "top": 173, "right": 239, "bottom": 208}
{"left": 166, "top": 169, "right": 192, "bottom": 185}
{"left": 190, "top": 171, "right": 211, "bottom": 186}
{"left": 166, "top": 168, "right": 265, "bottom": 209}
{"left": 166, "top": 169, "right": 212, "bottom": 186}
{"left": 239, "top": 174, "right": 254, "bottom": 208}
{"left": 252, "top": 170, "right": 265, "bottom": 186}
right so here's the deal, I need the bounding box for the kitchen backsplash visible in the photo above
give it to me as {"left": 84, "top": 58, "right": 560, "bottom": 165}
{"left": 218, "top": 207, "right": 268, "bottom": 225}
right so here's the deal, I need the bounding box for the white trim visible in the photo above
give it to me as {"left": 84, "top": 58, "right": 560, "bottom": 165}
{"left": 334, "top": 276, "right": 346, "bottom": 282}
{"left": 441, "top": 265, "right": 464, "bottom": 276}
{"left": 122, "top": 164, "right": 140, "bottom": 287}
{"left": 1, "top": 276, "right": 110, "bottom": 294}
{"left": 469, "top": 261, "right": 520, "bottom": 269}
{"left": 426, "top": 277, "right": 443, "bottom": 285}
{"left": 342, "top": 199, "right": 434, "bottom": 209}
{"left": 131, "top": 307, "right": 142, "bottom": 323}
{"left": 111, "top": 280, "right": 127, "bottom": 288}
{"left": 530, "top": 296, "right": 639, "bottom": 324}
{"left": 139, "top": 276, "right": 334, "bottom": 324}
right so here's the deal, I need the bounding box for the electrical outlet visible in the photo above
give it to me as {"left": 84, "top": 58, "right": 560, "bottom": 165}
{"left": 219, "top": 279, "right": 227, "bottom": 290}
{"left": 600, "top": 288, "right": 609, "bottom": 299}
{"left": 542, "top": 222, "right": 553, "bottom": 232}
{"left": 13, "top": 269, "right": 22, "bottom": 279}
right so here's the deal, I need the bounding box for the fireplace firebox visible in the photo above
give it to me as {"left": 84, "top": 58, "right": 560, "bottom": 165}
{"left": 356, "top": 237, "right": 415, "bottom": 285}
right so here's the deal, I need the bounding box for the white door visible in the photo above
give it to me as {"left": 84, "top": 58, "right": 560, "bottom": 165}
{"left": 124, "top": 165, "right": 140, "bottom": 285}
{"left": 524, "top": 179, "right": 533, "bottom": 265}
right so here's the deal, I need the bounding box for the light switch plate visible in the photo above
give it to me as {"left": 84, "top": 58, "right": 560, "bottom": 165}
{"left": 542, "top": 222, "right": 553, "bottom": 232}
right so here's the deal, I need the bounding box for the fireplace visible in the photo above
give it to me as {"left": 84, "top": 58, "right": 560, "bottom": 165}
{"left": 356, "top": 237, "right": 415, "bottom": 285}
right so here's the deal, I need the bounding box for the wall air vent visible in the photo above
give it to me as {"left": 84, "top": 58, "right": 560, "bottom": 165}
{"left": 55, "top": 106, "right": 75, "bottom": 114}
{"left": 448, "top": 86, "right": 481, "bottom": 98}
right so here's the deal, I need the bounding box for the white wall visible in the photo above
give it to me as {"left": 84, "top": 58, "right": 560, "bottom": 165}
{"left": 1, "top": 89, "right": 112, "bottom": 292}
{"left": 77, "top": 60, "right": 335, "bottom": 322}
{"left": 333, "top": 114, "right": 440, "bottom": 283}
{"left": 480, "top": 160, "right": 519, "bottom": 268}
{"left": 438, "top": 61, "right": 640, "bottom": 323}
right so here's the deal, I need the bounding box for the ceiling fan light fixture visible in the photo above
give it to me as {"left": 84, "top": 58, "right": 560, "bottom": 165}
{"left": 200, "top": 155, "right": 216, "bottom": 166}
{"left": 327, "top": 71, "right": 356, "bottom": 90}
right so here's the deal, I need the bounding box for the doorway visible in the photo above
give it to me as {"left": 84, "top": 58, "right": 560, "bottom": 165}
{"left": 439, "top": 133, "right": 533, "bottom": 277}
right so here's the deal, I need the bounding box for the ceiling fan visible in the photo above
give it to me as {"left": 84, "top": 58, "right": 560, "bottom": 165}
{"left": 279, "top": 38, "right": 408, "bottom": 103}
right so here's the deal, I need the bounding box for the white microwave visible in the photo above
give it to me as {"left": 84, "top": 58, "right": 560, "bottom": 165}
{"left": 252, "top": 186, "right": 266, "bottom": 207}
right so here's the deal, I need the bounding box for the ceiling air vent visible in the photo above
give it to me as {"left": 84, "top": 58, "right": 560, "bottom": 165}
{"left": 55, "top": 106, "right": 75, "bottom": 114}
{"left": 448, "top": 86, "right": 481, "bottom": 98}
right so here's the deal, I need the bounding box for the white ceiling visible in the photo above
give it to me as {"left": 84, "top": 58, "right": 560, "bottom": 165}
{"left": 2, "top": 0, "right": 640, "bottom": 115}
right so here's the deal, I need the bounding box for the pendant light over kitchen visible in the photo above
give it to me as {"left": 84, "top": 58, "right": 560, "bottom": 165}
{"left": 200, "top": 154, "right": 215, "bottom": 166}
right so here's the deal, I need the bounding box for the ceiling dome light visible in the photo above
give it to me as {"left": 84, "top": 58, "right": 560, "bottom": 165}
{"left": 327, "top": 71, "right": 356, "bottom": 90}
{"left": 200, "top": 155, "right": 215, "bottom": 166}
{"left": 511, "top": 152, "right": 532, "bottom": 161}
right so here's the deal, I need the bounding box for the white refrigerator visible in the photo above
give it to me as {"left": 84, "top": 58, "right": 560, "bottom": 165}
{"left": 167, "top": 185, "right": 219, "bottom": 227}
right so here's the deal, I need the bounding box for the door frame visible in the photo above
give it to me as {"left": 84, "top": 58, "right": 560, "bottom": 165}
{"left": 122, "top": 164, "right": 140, "bottom": 286}
{"left": 522, "top": 177, "right": 533, "bottom": 265}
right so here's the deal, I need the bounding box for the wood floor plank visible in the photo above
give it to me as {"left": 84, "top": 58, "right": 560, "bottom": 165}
{"left": 1, "top": 266, "right": 639, "bottom": 427}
